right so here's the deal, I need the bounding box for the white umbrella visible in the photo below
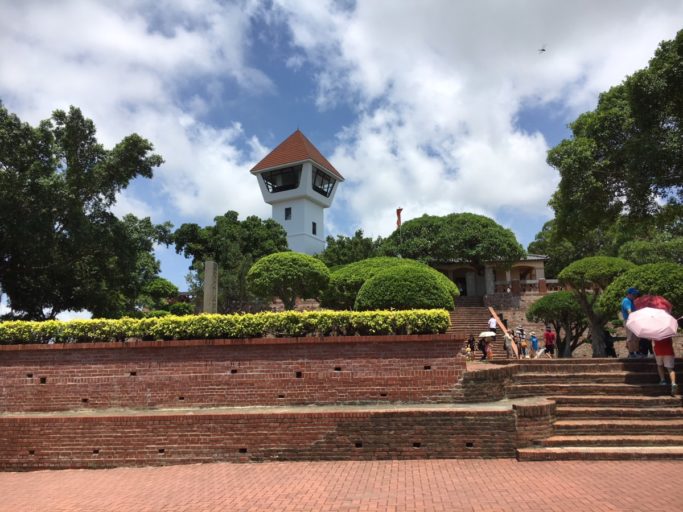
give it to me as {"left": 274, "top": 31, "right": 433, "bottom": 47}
{"left": 626, "top": 307, "right": 679, "bottom": 339}
{"left": 478, "top": 331, "right": 497, "bottom": 338}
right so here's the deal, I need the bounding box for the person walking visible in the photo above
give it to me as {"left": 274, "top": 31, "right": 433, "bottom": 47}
{"left": 487, "top": 315, "right": 497, "bottom": 340}
{"left": 653, "top": 336, "right": 678, "bottom": 396}
{"left": 543, "top": 326, "right": 556, "bottom": 359}
{"left": 529, "top": 331, "right": 539, "bottom": 358}
{"left": 621, "top": 288, "right": 640, "bottom": 358}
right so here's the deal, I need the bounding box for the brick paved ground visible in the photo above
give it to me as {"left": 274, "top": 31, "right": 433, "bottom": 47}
{"left": 0, "top": 459, "right": 681, "bottom": 511}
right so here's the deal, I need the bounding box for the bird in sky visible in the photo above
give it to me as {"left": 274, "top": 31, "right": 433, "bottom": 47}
{"left": 538, "top": 45, "right": 547, "bottom": 53}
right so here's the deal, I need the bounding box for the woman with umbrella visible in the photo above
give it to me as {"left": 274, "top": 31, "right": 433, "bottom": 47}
{"left": 627, "top": 296, "right": 679, "bottom": 396}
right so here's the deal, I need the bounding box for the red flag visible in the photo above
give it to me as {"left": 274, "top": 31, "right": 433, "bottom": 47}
{"left": 396, "top": 207, "right": 403, "bottom": 228}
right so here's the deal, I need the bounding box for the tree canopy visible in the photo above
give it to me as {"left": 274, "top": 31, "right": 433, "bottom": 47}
{"left": 526, "top": 291, "right": 588, "bottom": 358}
{"left": 558, "top": 256, "right": 635, "bottom": 356}
{"left": 541, "top": 29, "right": 683, "bottom": 262}
{"left": 380, "top": 213, "right": 525, "bottom": 266}
{"left": 317, "top": 229, "right": 383, "bottom": 268}
{"left": 0, "top": 104, "right": 167, "bottom": 319}
{"left": 173, "top": 211, "right": 288, "bottom": 312}
{"left": 247, "top": 252, "right": 330, "bottom": 310}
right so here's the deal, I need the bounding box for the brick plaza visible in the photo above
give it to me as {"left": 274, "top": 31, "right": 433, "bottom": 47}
{"left": 0, "top": 458, "right": 682, "bottom": 511}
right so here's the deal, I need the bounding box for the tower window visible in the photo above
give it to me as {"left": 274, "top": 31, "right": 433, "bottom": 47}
{"left": 285, "top": 207, "right": 292, "bottom": 220}
{"left": 312, "top": 168, "right": 335, "bottom": 197}
{"left": 312, "top": 222, "right": 317, "bottom": 235}
{"left": 262, "top": 165, "right": 302, "bottom": 193}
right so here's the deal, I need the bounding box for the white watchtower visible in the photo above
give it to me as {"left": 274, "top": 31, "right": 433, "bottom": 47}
{"left": 250, "top": 130, "right": 344, "bottom": 255}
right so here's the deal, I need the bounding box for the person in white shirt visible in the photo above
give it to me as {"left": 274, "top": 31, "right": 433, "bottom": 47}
{"left": 488, "top": 316, "right": 497, "bottom": 341}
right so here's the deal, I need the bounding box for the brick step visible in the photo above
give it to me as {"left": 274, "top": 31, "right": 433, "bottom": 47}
{"left": 515, "top": 372, "right": 659, "bottom": 384}
{"left": 554, "top": 419, "right": 683, "bottom": 435}
{"left": 514, "top": 362, "right": 663, "bottom": 374}
{"left": 507, "top": 383, "right": 683, "bottom": 398}
{"left": 556, "top": 406, "right": 683, "bottom": 419}
{"left": 542, "top": 435, "right": 683, "bottom": 447}
{"left": 552, "top": 395, "right": 683, "bottom": 408}
{"left": 517, "top": 446, "right": 683, "bottom": 461}
{"left": 513, "top": 358, "right": 683, "bottom": 368}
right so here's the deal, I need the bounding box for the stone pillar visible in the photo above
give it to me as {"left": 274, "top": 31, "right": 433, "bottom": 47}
{"left": 203, "top": 260, "right": 218, "bottom": 314}
{"left": 537, "top": 266, "right": 547, "bottom": 294}
{"left": 484, "top": 266, "right": 495, "bottom": 295}
{"left": 505, "top": 270, "right": 511, "bottom": 292}
{"left": 466, "top": 271, "right": 476, "bottom": 297}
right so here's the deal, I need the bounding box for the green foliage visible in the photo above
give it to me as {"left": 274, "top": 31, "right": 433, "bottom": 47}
{"left": 354, "top": 266, "right": 454, "bottom": 311}
{"left": 599, "top": 263, "right": 683, "bottom": 318}
{"left": 317, "top": 229, "right": 383, "bottom": 267}
{"left": 247, "top": 252, "right": 330, "bottom": 310}
{"left": 526, "top": 291, "right": 588, "bottom": 357}
{"left": 0, "top": 104, "right": 166, "bottom": 319}
{"left": 0, "top": 309, "right": 450, "bottom": 344}
{"left": 138, "top": 277, "right": 179, "bottom": 311}
{"left": 618, "top": 237, "right": 683, "bottom": 265}
{"left": 168, "top": 302, "right": 194, "bottom": 316}
{"left": 173, "top": 211, "right": 288, "bottom": 313}
{"left": 558, "top": 256, "right": 636, "bottom": 292}
{"left": 321, "top": 257, "right": 459, "bottom": 310}
{"left": 547, "top": 29, "right": 683, "bottom": 247}
{"left": 380, "top": 212, "right": 525, "bottom": 266}
{"left": 558, "top": 256, "right": 635, "bottom": 356}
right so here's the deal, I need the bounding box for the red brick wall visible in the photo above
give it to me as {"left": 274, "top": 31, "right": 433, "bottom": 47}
{"left": 0, "top": 408, "right": 520, "bottom": 471}
{"left": 0, "top": 335, "right": 465, "bottom": 412}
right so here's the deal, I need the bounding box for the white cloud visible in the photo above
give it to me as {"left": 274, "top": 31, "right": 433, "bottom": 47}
{"left": 273, "top": 0, "right": 683, "bottom": 238}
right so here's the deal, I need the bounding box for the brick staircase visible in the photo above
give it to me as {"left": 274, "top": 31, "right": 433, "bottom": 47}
{"left": 509, "top": 359, "right": 683, "bottom": 460}
{"left": 448, "top": 299, "right": 511, "bottom": 360}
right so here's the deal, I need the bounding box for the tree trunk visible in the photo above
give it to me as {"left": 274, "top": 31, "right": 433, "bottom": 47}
{"left": 590, "top": 318, "right": 606, "bottom": 357}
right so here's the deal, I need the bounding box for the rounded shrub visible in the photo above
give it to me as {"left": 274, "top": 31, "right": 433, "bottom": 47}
{"left": 354, "top": 265, "right": 455, "bottom": 311}
{"left": 322, "top": 257, "right": 458, "bottom": 310}
{"left": 168, "top": 302, "right": 194, "bottom": 316}
{"left": 599, "top": 262, "right": 683, "bottom": 318}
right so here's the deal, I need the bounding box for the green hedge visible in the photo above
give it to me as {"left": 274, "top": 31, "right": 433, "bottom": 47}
{"left": 322, "top": 257, "right": 459, "bottom": 310}
{"left": 355, "top": 266, "right": 455, "bottom": 311}
{"left": 0, "top": 309, "right": 451, "bottom": 344}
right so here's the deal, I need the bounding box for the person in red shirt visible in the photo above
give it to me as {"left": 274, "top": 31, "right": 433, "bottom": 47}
{"left": 543, "top": 327, "right": 556, "bottom": 359}
{"left": 653, "top": 337, "right": 677, "bottom": 396}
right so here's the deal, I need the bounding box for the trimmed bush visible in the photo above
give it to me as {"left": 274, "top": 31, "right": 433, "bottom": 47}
{"left": 0, "top": 309, "right": 450, "bottom": 345}
{"left": 247, "top": 252, "right": 330, "bottom": 310}
{"left": 168, "top": 302, "right": 194, "bottom": 316}
{"left": 322, "top": 257, "right": 458, "bottom": 310}
{"left": 599, "top": 262, "right": 683, "bottom": 318}
{"left": 355, "top": 266, "right": 455, "bottom": 311}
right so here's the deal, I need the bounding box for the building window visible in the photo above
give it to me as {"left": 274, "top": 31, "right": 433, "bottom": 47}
{"left": 262, "top": 165, "right": 302, "bottom": 193}
{"left": 284, "top": 207, "right": 292, "bottom": 220}
{"left": 312, "top": 222, "right": 317, "bottom": 235}
{"left": 312, "top": 167, "right": 335, "bottom": 197}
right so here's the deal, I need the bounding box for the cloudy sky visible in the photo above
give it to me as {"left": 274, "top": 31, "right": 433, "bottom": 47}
{"left": 1, "top": 0, "right": 682, "bottom": 292}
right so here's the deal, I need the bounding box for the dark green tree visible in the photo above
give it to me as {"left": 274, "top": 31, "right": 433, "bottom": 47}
{"left": 247, "top": 252, "right": 330, "bottom": 310}
{"left": 618, "top": 236, "right": 683, "bottom": 265}
{"left": 317, "top": 229, "right": 383, "bottom": 267}
{"left": 380, "top": 213, "right": 525, "bottom": 266}
{"left": 547, "top": 29, "right": 683, "bottom": 248}
{"left": 558, "top": 256, "right": 635, "bottom": 356}
{"left": 173, "top": 211, "right": 288, "bottom": 312}
{"left": 526, "top": 291, "right": 589, "bottom": 358}
{"left": 0, "top": 104, "right": 165, "bottom": 319}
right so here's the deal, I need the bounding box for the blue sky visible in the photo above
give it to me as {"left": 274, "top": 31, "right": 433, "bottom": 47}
{"left": 1, "top": 0, "right": 683, "bottom": 306}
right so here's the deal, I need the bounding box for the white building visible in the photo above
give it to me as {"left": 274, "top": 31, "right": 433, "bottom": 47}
{"left": 250, "top": 130, "right": 344, "bottom": 255}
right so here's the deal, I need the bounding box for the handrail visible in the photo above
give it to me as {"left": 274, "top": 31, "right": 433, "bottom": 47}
{"left": 487, "top": 306, "right": 519, "bottom": 359}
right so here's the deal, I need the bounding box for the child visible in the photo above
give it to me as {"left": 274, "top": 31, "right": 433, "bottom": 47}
{"left": 529, "top": 331, "right": 539, "bottom": 358}
{"left": 653, "top": 337, "right": 677, "bottom": 396}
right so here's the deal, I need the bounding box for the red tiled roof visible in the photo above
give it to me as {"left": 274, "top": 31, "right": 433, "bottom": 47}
{"left": 250, "top": 130, "right": 344, "bottom": 180}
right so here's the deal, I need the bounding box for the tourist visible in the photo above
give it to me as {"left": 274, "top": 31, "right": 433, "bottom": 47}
{"left": 503, "top": 333, "right": 513, "bottom": 359}
{"left": 603, "top": 328, "right": 617, "bottom": 358}
{"left": 467, "top": 333, "right": 476, "bottom": 353}
{"left": 478, "top": 336, "right": 487, "bottom": 360}
{"left": 543, "top": 326, "right": 556, "bottom": 359}
{"left": 529, "top": 331, "right": 539, "bottom": 358}
{"left": 487, "top": 315, "right": 497, "bottom": 340}
{"left": 653, "top": 336, "right": 678, "bottom": 396}
{"left": 621, "top": 288, "right": 640, "bottom": 358}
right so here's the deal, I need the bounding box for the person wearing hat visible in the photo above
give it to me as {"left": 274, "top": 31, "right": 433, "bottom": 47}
{"left": 622, "top": 287, "right": 640, "bottom": 358}
{"left": 529, "top": 331, "right": 539, "bottom": 357}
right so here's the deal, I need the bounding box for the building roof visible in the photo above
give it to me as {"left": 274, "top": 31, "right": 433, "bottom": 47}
{"left": 249, "top": 129, "right": 344, "bottom": 180}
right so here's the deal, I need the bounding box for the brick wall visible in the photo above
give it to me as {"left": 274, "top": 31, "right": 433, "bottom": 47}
{"left": 0, "top": 335, "right": 465, "bottom": 412}
{"left": 0, "top": 408, "right": 524, "bottom": 471}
